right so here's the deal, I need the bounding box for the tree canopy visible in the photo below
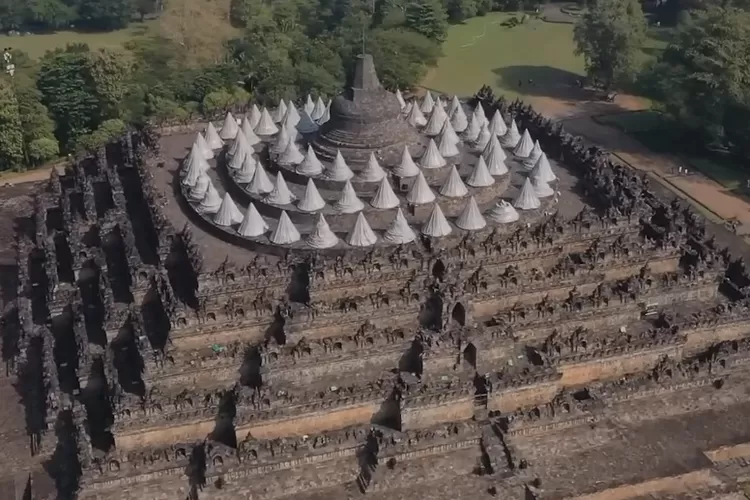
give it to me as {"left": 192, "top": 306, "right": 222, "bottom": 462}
{"left": 654, "top": 6, "right": 750, "bottom": 158}
{"left": 573, "top": 0, "right": 647, "bottom": 89}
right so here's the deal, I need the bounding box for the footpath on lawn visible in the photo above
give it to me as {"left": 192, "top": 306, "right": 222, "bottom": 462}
{"left": 528, "top": 95, "right": 750, "bottom": 233}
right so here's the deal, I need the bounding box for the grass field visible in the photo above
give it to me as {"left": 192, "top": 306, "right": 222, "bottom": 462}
{"left": 423, "top": 12, "right": 585, "bottom": 99}
{"left": 0, "top": 21, "right": 157, "bottom": 59}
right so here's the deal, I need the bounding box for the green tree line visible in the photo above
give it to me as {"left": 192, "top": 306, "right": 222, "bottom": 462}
{"left": 574, "top": 0, "right": 750, "bottom": 162}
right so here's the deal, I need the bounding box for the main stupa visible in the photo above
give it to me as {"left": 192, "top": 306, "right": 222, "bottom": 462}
{"left": 312, "top": 54, "right": 420, "bottom": 165}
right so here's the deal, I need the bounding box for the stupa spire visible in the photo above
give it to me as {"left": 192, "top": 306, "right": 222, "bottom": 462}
{"left": 181, "top": 143, "right": 209, "bottom": 186}
{"left": 311, "top": 96, "right": 326, "bottom": 121}
{"left": 406, "top": 103, "right": 427, "bottom": 128}
{"left": 271, "top": 125, "right": 291, "bottom": 154}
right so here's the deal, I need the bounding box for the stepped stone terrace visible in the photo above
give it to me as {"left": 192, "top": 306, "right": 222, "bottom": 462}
{"left": 8, "top": 56, "right": 750, "bottom": 500}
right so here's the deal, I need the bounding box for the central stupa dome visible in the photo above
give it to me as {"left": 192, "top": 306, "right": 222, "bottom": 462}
{"left": 312, "top": 54, "right": 420, "bottom": 165}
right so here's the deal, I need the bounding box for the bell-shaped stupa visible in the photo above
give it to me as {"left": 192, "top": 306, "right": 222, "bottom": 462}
{"left": 406, "top": 172, "right": 436, "bottom": 205}
{"left": 486, "top": 199, "right": 519, "bottom": 224}
{"left": 324, "top": 151, "right": 355, "bottom": 181}
{"left": 467, "top": 157, "right": 495, "bottom": 188}
{"left": 514, "top": 178, "right": 541, "bottom": 210}
{"left": 214, "top": 193, "right": 244, "bottom": 226}
{"left": 422, "top": 203, "right": 452, "bottom": 238}
{"left": 297, "top": 145, "right": 324, "bottom": 176}
{"left": 246, "top": 162, "right": 274, "bottom": 196}
{"left": 219, "top": 112, "right": 239, "bottom": 140}
{"left": 421, "top": 139, "right": 447, "bottom": 169}
{"left": 306, "top": 214, "right": 339, "bottom": 249}
{"left": 346, "top": 212, "right": 378, "bottom": 247}
{"left": 334, "top": 180, "right": 365, "bottom": 213}
{"left": 529, "top": 153, "right": 557, "bottom": 184}
{"left": 455, "top": 196, "right": 486, "bottom": 231}
{"left": 255, "top": 108, "right": 279, "bottom": 136}
{"left": 358, "top": 152, "right": 386, "bottom": 182}
{"left": 313, "top": 54, "right": 419, "bottom": 165}
{"left": 234, "top": 154, "right": 257, "bottom": 183}
{"left": 264, "top": 172, "right": 296, "bottom": 205}
{"left": 439, "top": 166, "right": 468, "bottom": 198}
{"left": 204, "top": 123, "right": 224, "bottom": 151}
{"left": 370, "top": 176, "right": 400, "bottom": 209}
{"left": 393, "top": 146, "right": 420, "bottom": 177}
{"left": 383, "top": 208, "right": 417, "bottom": 244}
{"left": 297, "top": 179, "right": 326, "bottom": 212}
{"left": 237, "top": 203, "right": 269, "bottom": 237}
{"left": 269, "top": 211, "right": 301, "bottom": 245}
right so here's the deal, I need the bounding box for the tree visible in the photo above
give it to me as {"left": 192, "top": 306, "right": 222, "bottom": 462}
{"left": 37, "top": 49, "right": 100, "bottom": 149}
{"left": 655, "top": 7, "right": 750, "bottom": 157}
{"left": 0, "top": 79, "right": 24, "bottom": 171}
{"left": 75, "top": 0, "right": 134, "bottom": 30}
{"left": 86, "top": 49, "right": 134, "bottom": 120}
{"left": 573, "top": 0, "right": 646, "bottom": 89}
{"left": 28, "top": 137, "right": 59, "bottom": 165}
{"left": 404, "top": 0, "right": 449, "bottom": 41}
{"left": 369, "top": 28, "right": 441, "bottom": 89}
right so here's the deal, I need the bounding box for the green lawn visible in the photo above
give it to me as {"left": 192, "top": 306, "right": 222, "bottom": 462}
{"left": 423, "top": 12, "right": 585, "bottom": 99}
{"left": 0, "top": 21, "right": 157, "bottom": 59}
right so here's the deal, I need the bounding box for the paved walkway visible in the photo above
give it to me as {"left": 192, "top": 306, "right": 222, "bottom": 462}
{"left": 528, "top": 94, "right": 750, "bottom": 231}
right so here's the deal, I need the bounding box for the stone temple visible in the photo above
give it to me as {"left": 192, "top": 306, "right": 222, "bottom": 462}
{"left": 8, "top": 54, "right": 750, "bottom": 500}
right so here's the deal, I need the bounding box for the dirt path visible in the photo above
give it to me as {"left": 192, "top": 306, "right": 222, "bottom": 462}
{"left": 529, "top": 94, "right": 750, "bottom": 232}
